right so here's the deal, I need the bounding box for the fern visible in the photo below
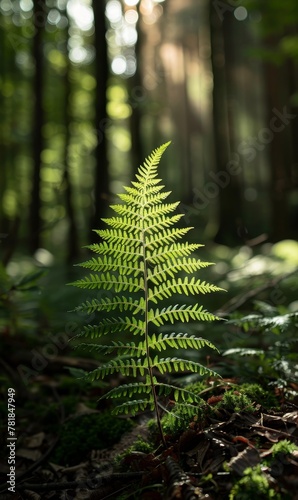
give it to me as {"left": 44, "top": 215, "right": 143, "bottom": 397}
{"left": 70, "top": 142, "right": 223, "bottom": 445}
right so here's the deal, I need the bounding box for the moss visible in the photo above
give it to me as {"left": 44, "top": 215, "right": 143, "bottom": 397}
{"left": 229, "top": 465, "right": 280, "bottom": 500}
{"left": 114, "top": 435, "right": 154, "bottom": 465}
{"left": 270, "top": 439, "right": 298, "bottom": 457}
{"left": 238, "top": 383, "right": 278, "bottom": 409}
{"left": 220, "top": 391, "right": 255, "bottom": 413}
{"left": 132, "top": 436, "right": 154, "bottom": 453}
{"left": 52, "top": 411, "right": 134, "bottom": 466}
{"left": 183, "top": 380, "right": 209, "bottom": 395}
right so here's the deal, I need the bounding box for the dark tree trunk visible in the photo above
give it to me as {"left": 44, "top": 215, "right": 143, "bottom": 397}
{"left": 0, "top": 27, "right": 9, "bottom": 241}
{"left": 209, "top": 6, "right": 242, "bottom": 244}
{"left": 29, "top": 0, "right": 45, "bottom": 253}
{"left": 129, "top": 4, "right": 144, "bottom": 172}
{"left": 63, "top": 55, "right": 79, "bottom": 263}
{"left": 287, "top": 56, "right": 298, "bottom": 238}
{"left": 90, "top": 0, "right": 109, "bottom": 239}
{"left": 264, "top": 57, "right": 292, "bottom": 241}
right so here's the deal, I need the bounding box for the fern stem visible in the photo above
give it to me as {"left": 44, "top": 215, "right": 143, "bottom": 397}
{"left": 141, "top": 210, "right": 167, "bottom": 448}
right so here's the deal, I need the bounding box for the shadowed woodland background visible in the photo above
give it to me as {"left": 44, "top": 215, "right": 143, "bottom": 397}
{"left": 1, "top": 0, "right": 298, "bottom": 267}
{"left": 1, "top": 3, "right": 298, "bottom": 491}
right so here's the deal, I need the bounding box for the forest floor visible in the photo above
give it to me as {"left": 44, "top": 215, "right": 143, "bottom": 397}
{"left": 1, "top": 243, "right": 298, "bottom": 499}
{"left": 0, "top": 353, "right": 298, "bottom": 500}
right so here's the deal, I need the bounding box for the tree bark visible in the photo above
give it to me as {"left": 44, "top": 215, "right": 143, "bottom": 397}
{"left": 90, "top": 0, "right": 110, "bottom": 239}
{"left": 63, "top": 55, "right": 79, "bottom": 263}
{"left": 29, "top": 0, "right": 45, "bottom": 253}
{"left": 264, "top": 57, "right": 291, "bottom": 241}
{"left": 209, "top": 6, "right": 242, "bottom": 244}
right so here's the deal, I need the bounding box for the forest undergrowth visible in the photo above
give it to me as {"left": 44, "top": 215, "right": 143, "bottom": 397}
{"left": 0, "top": 238, "right": 298, "bottom": 499}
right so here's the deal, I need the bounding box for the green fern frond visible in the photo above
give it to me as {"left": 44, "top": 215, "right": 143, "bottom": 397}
{"left": 112, "top": 398, "right": 154, "bottom": 416}
{"left": 70, "top": 273, "right": 144, "bottom": 293}
{"left": 84, "top": 358, "right": 148, "bottom": 381}
{"left": 151, "top": 356, "right": 218, "bottom": 377}
{"left": 85, "top": 242, "right": 142, "bottom": 261}
{"left": 72, "top": 296, "right": 145, "bottom": 315}
{"left": 101, "top": 381, "right": 153, "bottom": 400}
{"left": 94, "top": 229, "right": 142, "bottom": 247}
{"left": 76, "top": 256, "right": 143, "bottom": 277}
{"left": 149, "top": 277, "right": 224, "bottom": 303}
{"left": 123, "top": 183, "right": 165, "bottom": 198}
{"left": 73, "top": 341, "right": 145, "bottom": 356}
{"left": 147, "top": 332, "right": 218, "bottom": 352}
{"left": 118, "top": 190, "right": 172, "bottom": 207}
{"left": 147, "top": 243, "right": 204, "bottom": 264}
{"left": 155, "top": 383, "right": 204, "bottom": 404}
{"left": 146, "top": 227, "right": 193, "bottom": 249}
{"left": 148, "top": 304, "right": 219, "bottom": 326}
{"left": 70, "top": 142, "right": 224, "bottom": 444}
{"left": 147, "top": 258, "right": 214, "bottom": 284}
{"left": 74, "top": 317, "right": 145, "bottom": 340}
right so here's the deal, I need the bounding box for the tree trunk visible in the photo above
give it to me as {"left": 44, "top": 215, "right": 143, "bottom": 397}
{"left": 209, "top": 6, "right": 242, "bottom": 244}
{"left": 63, "top": 54, "right": 79, "bottom": 263}
{"left": 29, "top": 0, "right": 45, "bottom": 253}
{"left": 264, "top": 57, "right": 291, "bottom": 241}
{"left": 128, "top": 3, "right": 144, "bottom": 173}
{"left": 90, "top": 0, "right": 109, "bottom": 239}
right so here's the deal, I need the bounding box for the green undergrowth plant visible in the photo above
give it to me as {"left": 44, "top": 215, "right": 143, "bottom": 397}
{"left": 70, "top": 142, "right": 224, "bottom": 446}
{"left": 223, "top": 302, "right": 298, "bottom": 388}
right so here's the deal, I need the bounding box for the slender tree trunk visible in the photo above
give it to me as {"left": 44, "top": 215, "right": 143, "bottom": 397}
{"left": 90, "top": 0, "right": 109, "bottom": 239}
{"left": 264, "top": 57, "right": 291, "bottom": 241}
{"left": 63, "top": 54, "right": 79, "bottom": 263}
{"left": 128, "top": 4, "right": 144, "bottom": 172}
{"left": 209, "top": 6, "right": 242, "bottom": 244}
{"left": 29, "top": 0, "right": 45, "bottom": 252}
{"left": 0, "top": 27, "right": 9, "bottom": 239}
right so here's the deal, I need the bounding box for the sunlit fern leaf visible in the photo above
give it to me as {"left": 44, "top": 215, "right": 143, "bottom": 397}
{"left": 72, "top": 296, "right": 145, "bottom": 315}
{"left": 151, "top": 356, "right": 219, "bottom": 376}
{"left": 155, "top": 383, "right": 204, "bottom": 403}
{"left": 100, "top": 381, "right": 154, "bottom": 400}
{"left": 73, "top": 341, "right": 146, "bottom": 356}
{"left": 73, "top": 317, "right": 145, "bottom": 340}
{"left": 148, "top": 304, "right": 218, "bottom": 326}
{"left": 148, "top": 243, "right": 204, "bottom": 264}
{"left": 69, "top": 141, "right": 224, "bottom": 445}
{"left": 147, "top": 332, "right": 218, "bottom": 352}
{"left": 112, "top": 399, "right": 155, "bottom": 416}
{"left": 149, "top": 278, "right": 223, "bottom": 304}
{"left": 83, "top": 358, "right": 148, "bottom": 381}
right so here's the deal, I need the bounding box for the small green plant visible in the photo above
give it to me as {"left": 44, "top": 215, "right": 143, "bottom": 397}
{"left": 229, "top": 465, "right": 279, "bottom": 500}
{"left": 270, "top": 439, "right": 298, "bottom": 457}
{"left": 70, "top": 142, "right": 223, "bottom": 446}
{"left": 223, "top": 303, "right": 298, "bottom": 388}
